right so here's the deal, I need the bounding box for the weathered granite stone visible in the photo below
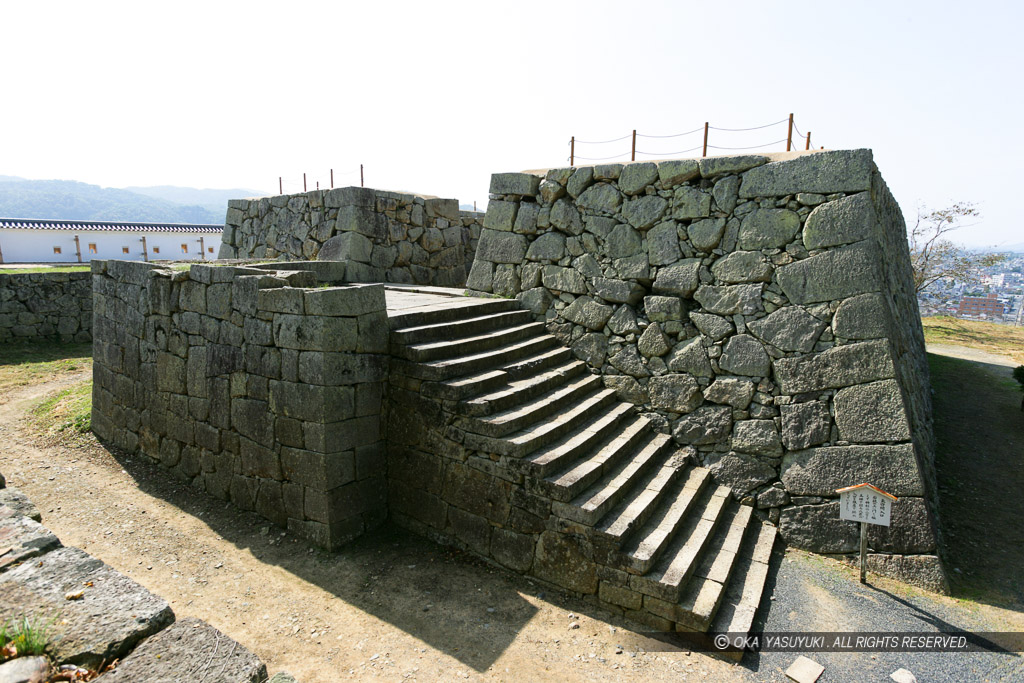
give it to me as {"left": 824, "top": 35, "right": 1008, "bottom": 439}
{"left": 699, "top": 155, "right": 767, "bottom": 177}
{"left": 866, "top": 497, "right": 936, "bottom": 553}
{"left": 577, "top": 183, "right": 623, "bottom": 214}
{"left": 648, "top": 375, "right": 702, "bottom": 413}
{"left": 638, "top": 322, "right": 670, "bottom": 357}
{"left": 834, "top": 379, "right": 911, "bottom": 443}
{"left": 657, "top": 159, "right": 700, "bottom": 187}
{"left": 780, "top": 401, "right": 831, "bottom": 450}
{"left": 466, "top": 260, "right": 493, "bottom": 292}
{"left": 550, "top": 198, "right": 585, "bottom": 235}
{"left": 0, "top": 509, "right": 60, "bottom": 570}
{"left": 746, "top": 306, "right": 827, "bottom": 352}
{"left": 0, "top": 547, "right": 173, "bottom": 668}
{"left": 803, "top": 192, "right": 875, "bottom": 250}
{"left": 757, "top": 487, "right": 789, "bottom": 509}
{"left": 644, "top": 296, "right": 683, "bottom": 322}
{"left": 652, "top": 259, "right": 702, "bottom": 297}
{"left": 566, "top": 167, "right": 595, "bottom": 198}
{"left": 541, "top": 265, "right": 587, "bottom": 294}
{"left": 491, "top": 527, "right": 535, "bottom": 573}
{"left": 781, "top": 444, "right": 924, "bottom": 496}
{"left": 780, "top": 502, "right": 860, "bottom": 553}
{"left": 539, "top": 179, "right": 565, "bottom": 203}
{"left": 475, "top": 229, "right": 527, "bottom": 264}
{"left": 666, "top": 337, "right": 713, "bottom": 377}
{"left": 689, "top": 312, "right": 734, "bottom": 341}
{"left": 594, "top": 164, "right": 623, "bottom": 181}
{"left": 492, "top": 266, "right": 520, "bottom": 297}
{"left": 605, "top": 223, "right": 643, "bottom": 258}
{"left": 777, "top": 241, "right": 881, "bottom": 304}
{"left": 693, "top": 284, "right": 763, "bottom": 315}
{"left": 647, "top": 221, "right": 682, "bottom": 265}
{"left": 712, "top": 175, "right": 741, "bottom": 214}
{"left": 687, "top": 218, "right": 727, "bottom": 252}
{"left": 484, "top": 200, "right": 518, "bottom": 231}
{"left": 98, "top": 617, "right": 268, "bottom": 683}
{"left": 672, "top": 405, "right": 732, "bottom": 445}
{"left": 732, "top": 419, "right": 782, "bottom": 456}
{"left": 490, "top": 172, "right": 541, "bottom": 196}
{"left": 572, "top": 332, "right": 609, "bottom": 366}
{"left": 562, "top": 296, "right": 614, "bottom": 330}
{"left": 533, "top": 530, "right": 597, "bottom": 593}
{"left": 591, "top": 277, "right": 644, "bottom": 305}
{"left": 703, "top": 378, "right": 755, "bottom": 409}
{"left": 865, "top": 554, "right": 949, "bottom": 594}
{"left": 833, "top": 292, "right": 888, "bottom": 339}
{"left": 773, "top": 339, "right": 895, "bottom": 393}
{"left": 622, "top": 195, "right": 668, "bottom": 229}
{"left": 738, "top": 209, "right": 801, "bottom": 250}
{"left": 705, "top": 452, "right": 776, "bottom": 497}
{"left": 711, "top": 251, "right": 773, "bottom": 284}
{"left": 718, "top": 334, "right": 770, "bottom": 377}
{"left": 605, "top": 305, "right": 639, "bottom": 336}
{"left": 618, "top": 162, "right": 659, "bottom": 195}
{"left": 613, "top": 254, "right": 650, "bottom": 280}
{"left": 0, "top": 487, "right": 41, "bottom": 522}
{"left": 739, "top": 149, "right": 875, "bottom": 197}
{"left": 673, "top": 186, "right": 712, "bottom": 219}
{"left": 526, "top": 232, "right": 566, "bottom": 261}
{"left": 604, "top": 375, "right": 648, "bottom": 404}
{"left": 0, "top": 657, "right": 49, "bottom": 683}
{"left": 609, "top": 346, "right": 649, "bottom": 377}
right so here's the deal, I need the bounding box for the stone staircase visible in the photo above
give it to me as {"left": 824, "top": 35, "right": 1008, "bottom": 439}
{"left": 388, "top": 296, "right": 775, "bottom": 645}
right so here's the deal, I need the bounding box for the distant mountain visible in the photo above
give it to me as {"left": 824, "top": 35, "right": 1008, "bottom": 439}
{"left": 0, "top": 177, "right": 249, "bottom": 224}
{"left": 124, "top": 185, "right": 267, "bottom": 219}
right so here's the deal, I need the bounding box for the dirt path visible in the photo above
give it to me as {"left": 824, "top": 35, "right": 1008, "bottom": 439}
{"left": 0, "top": 375, "right": 741, "bottom": 682}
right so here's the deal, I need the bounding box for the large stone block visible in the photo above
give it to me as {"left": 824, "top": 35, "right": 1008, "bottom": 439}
{"left": 777, "top": 241, "right": 882, "bottom": 304}
{"left": 653, "top": 259, "right": 702, "bottom": 297}
{"left": 739, "top": 149, "right": 875, "bottom": 197}
{"left": 711, "top": 251, "right": 773, "bottom": 284}
{"left": 803, "top": 192, "right": 875, "bottom": 250}
{"left": 562, "top": 296, "right": 613, "bottom": 330}
{"left": 533, "top": 531, "right": 598, "bottom": 594}
{"left": 780, "top": 444, "right": 925, "bottom": 496}
{"left": 319, "top": 231, "right": 373, "bottom": 263}
{"left": 693, "top": 284, "right": 763, "bottom": 315}
{"left": 621, "top": 195, "right": 668, "bottom": 229}
{"left": 738, "top": 209, "right": 801, "bottom": 250}
{"left": 780, "top": 401, "right": 831, "bottom": 450}
{"left": 577, "top": 183, "right": 623, "bottom": 214}
{"left": 476, "top": 229, "right": 528, "bottom": 264}
{"left": 780, "top": 502, "right": 860, "bottom": 553}
{"left": 866, "top": 497, "right": 936, "bottom": 553}
{"left": 747, "top": 306, "right": 827, "bottom": 353}
{"left": 705, "top": 452, "right": 776, "bottom": 497}
{"left": 832, "top": 292, "right": 888, "bottom": 339}
{"left": 648, "top": 374, "right": 702, "bottom": 413}
{"left": 672, "top": 405, "right": 732, "bottom": 445}
{"left": 483, "top": 200, "right": 519, "bottom": 231}
{"left": 773, "top": 339, "right": 895, "bottom": 393}
{"left": 731, "top": 420, "right": 782, "bottom": 456}
{"left": 834, "top": 379, "right": 911, "bottom": 443}
{"left": 719, "top": 334, "right": 770, "bottom": 377}
{"left": 526, "top": 232, "right": 566, "bottom": 261}
{"left": 490, "top": 172, "right": 541, "bottom": 196}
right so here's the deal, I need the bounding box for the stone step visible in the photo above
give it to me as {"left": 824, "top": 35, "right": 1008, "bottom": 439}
{"left": 552, "top": 433, "right": 673, "bottom": 527}
{"left": 393, "top": 321, "right": 547, "bottom": 362}
{"left": 628, "top": 484, "right": 732, "bottom": 604}
{"left": 456, "top": 374, "right": 603, "bottom": 438}
{"left": 402, "top": 335, "right": 559, "bottom": 381}
{"left": 673, "top": 504, "right": 754, "bottom": 633}
{"left": 615, "top": 467, "right": 713, "bottom": 575}
{"left": 459, "top": 360, "right": 588, "bottom": 417}
{"left": 708, "top": 523, "right": 777, "bottom": 660}
{"left": 420, "top": 368, "right": 509, "bottom": 401}
{"left": 520, "top": 402, "right": 635, "bottom": 479}
{"left": 537, "top": 415, "right": 653, "bottom": 503}
{"left": 462, "top": 388, "right": 617, "bottom": 458}
{"left": 387, "top": 297, "right": 519, "bottom": 330}
{"left": 501, "top": 345, "right": 574, "bottom": 380}
{"left": 596, "top": 462, "right": 705, "bottom": 553}
{"left": 391, "top": 309, "right": 534, "bottom": 345}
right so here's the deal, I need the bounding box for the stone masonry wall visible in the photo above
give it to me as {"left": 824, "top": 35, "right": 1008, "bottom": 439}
{"left": 0, "top": 271, "right": 92, "bottom": 342}
{"left": 91, "top": 259, "right": 388, "bottom": 549}
{"left": 466, "top": 150, "right": 942, "bottom": 583}
{"left": 218, "top": 186, "right": 483, "bottom": 288}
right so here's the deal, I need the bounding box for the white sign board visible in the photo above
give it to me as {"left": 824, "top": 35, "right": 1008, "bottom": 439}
{"left": 839, "top": 488, "right": 892, "bottom": 527}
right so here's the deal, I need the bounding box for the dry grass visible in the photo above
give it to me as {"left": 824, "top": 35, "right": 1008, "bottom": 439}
{"left": 921, "top": 316, "right": 1024, "bottom": 364}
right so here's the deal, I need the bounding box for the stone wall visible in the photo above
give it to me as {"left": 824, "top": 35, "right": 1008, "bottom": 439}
{"left": 467, "top": 150, "right": 942, "bottom": 576}
{"left": 0, "top": 271, "right": 92, "bottom": 342}
{"left": 218, "top": 187, "right": 483, "bottom": 288}
{"left": 90, "top": 260, "right": 388, "bottom": 549}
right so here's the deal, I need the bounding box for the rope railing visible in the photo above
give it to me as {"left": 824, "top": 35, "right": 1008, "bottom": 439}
{"left": 276, "top": 165, "right": 364, "bottom": 195}
{"left": 568, "top": 114, "right": 824, "bottom": 165}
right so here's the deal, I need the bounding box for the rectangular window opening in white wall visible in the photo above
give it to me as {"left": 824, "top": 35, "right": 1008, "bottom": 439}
{"left": 208, "top": 247, "right": 214, "bottom": 253}
{"left": 88, "top": 243, "right": 97, "bottom": 253}
{"left": 152, "top": 246, "right": 160, "bottom": 254}
{"left": 53, "top": 246, "right": 62, "bottom": 254}
{"left": 122, "top": 247, "right": 129, "bottom": 254}
{"left": 181, "top": 244, "right": 188, "bottom": 254}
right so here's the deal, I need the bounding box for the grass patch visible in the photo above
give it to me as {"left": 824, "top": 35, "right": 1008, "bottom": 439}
{"left": 0, "top": 342, "right": 92, "bottom": 395}
{"left": 31, "top": 380, "right": 93, "bottom": 445}
{"left": 0, "top": 266, "right": 91, "bottom": 274}
{"left": 921, "top": 315, "right": 1024, "bottom": 364}
{"left": 0, "top": 614, "right": 56, "bottom": 660}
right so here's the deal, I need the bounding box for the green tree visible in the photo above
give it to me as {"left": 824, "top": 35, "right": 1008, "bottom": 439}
{"left": 908, "top": 202, "right": 1006, "bottom": 293}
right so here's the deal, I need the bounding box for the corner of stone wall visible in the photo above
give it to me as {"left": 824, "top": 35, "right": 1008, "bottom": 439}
{"left": 91, "top": 260, "right": 389, "bottom": 551}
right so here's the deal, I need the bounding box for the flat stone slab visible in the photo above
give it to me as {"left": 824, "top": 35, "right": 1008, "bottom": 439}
{"left": 0, "top": 507, "right": 60, "bottom": 572}
{"left": 0, "top": 546, "right": 173, "bottom": 668}
{"left": 97, "top": 617, "right": 267, "bottom": 683}
{"left": 0, "top": 655, "right": 49, "bottom": 683}
{"left": 0, "top": 486, "right": 42, "bottom": 522}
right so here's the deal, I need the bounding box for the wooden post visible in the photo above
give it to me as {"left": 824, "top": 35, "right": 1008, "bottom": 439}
{"left": 303, "top": 173, "right": 307, "bottom": 192}
{"left": 631, "top": 129, "right": 636, "bottom": 161}
{"left": 316, "top": 181, "right": 319, "bottom": 191}
{"left": 330, "top": 168, "right": 334, "bottom": 188}
{"left": 0, "top": 238, "right": 5, "bottom": 264}
{"left": 786, "top": 113, "right": 794, "bottom": 151}
{"left": 570, "top": 136, "right": 575, "bottom": 166}
{"left": 73, "top": 235, "right": 82, "bottom": 263}
{"left": 806, "top": 131, "right": 812, "bottom": 150}
{"left": 279, "top": 177, "right": 283, "bottom": 195}
{"left": 702, "top": 123, "right": 709, "bottom": 157}
{"left": 859, "top": 521, "right": 868, "bottom": 583}
{"left": 360, "top": 164, "right": 364, "bottom": 187}
{"left": 199, "top": 236, "right": 206, "bottom": 260}
{"left": 141, "top": 235, "right": 148, "bottom": 262}
{"left": 473, "top": 201, "right": 477, "bottom": 212}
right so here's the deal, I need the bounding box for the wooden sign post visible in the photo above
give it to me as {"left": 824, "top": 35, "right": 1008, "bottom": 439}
{"left": 835, "top": 483, "right": 898, "bottom": 583}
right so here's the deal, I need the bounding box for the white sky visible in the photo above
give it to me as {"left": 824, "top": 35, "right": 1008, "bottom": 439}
{"left": 3, "top": 0, "right": 1021, "bottom": 247}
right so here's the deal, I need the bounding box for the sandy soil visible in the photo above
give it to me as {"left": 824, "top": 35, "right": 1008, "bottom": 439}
{"left": 0, "top": 374, "right": 743, "bottom": 682}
